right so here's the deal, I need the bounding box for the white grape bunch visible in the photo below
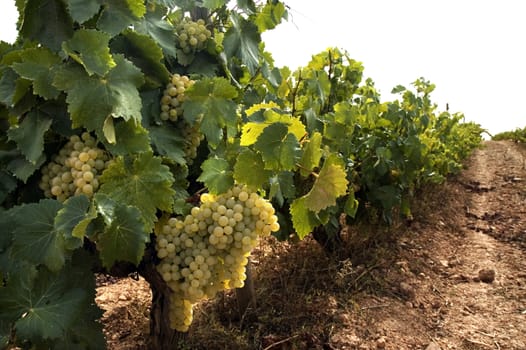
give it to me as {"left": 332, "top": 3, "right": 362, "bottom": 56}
{"left": 160, "top": 73, "right": 194, "bottom": 122}
{"left": 155, "top": 184, "right": 280, "bottom": 331}
{"left": 39, "top": 132, "right": 112, "bottom": 201}
{"left": 175, "top": 18, "right": 212, "bottom": 54}
{"left": 160, "top": 74, "right": 203, "bottom": 164}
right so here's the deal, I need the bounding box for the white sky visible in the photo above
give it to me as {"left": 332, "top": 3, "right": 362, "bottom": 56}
{"left": 1, "top": 0, "right": 525, "bottom": 135}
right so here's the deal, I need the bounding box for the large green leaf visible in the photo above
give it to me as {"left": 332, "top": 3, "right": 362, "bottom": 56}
{"left": 289, "top": 197, "right": 320, "bottom": 240}
{"left": 98, "top": 119, "right": 152, "bottom": 155}
{"left": 11, "top": 47, "right": 61, "bottom": 99}
{"left": 54, "top": 195, "right": 92, "bottom": 249}
{"left": 183, "top": 77, "right": 239, "bottom": 148}
{"left": 0, "top": 206, "right": 18, "bottom": 251}
{"left": 233, "top": 148, "right": 271, "bottom": 190}
{"left": 254, "top": 1, "right": 287, "bottom": 32}
{"left": 0, "top": 68, "right": 32, "bottom": 107}
{"left": 99, "top": 152, "right": 175, "bottom": 231}
{"left": 223, "top": 12, "right": 261, "bottom": 74}
{"left": 62, "top": 29, "right": 116, "bottom": 76}
{"left": 268, "top": 171, "right": 295, "bottom": 206}
{"left": 94, "top": 194, "right": 148, "bottom": 268}
{"left": 134, "top": 6, "right": 177, "bottom": 58}
{"left": 240, "top": 108, "right": 306, "bottom": 146}
{"left": 7, "top": 153, "right": 46, "bottom": 183}
{"left": 0, "top": 263, "right": 100, "bottom": 343}
{"left": 110, "top": 30, "right": 170, "bottom": 88}
{"left": 7, "top": 112, "right": 53, "bottom": 165}
{"left": 202, "top": 0, "right": 227, "bottom": 10}
{"left": 0, "top": 170, "right": 17, "bottom": 204}
{"left": 20, "top": 0, "right": 74, "bottom": 52}
{"left": 197, "top": 157, "right": 234, "bottom": 194}
{"left": 97, "top": 0, "right": 146, "bottom": 37}
{"left": 52, "top": 251, "right": 105, "bottom": 349}
{"left": 303, "top": 162, "right": 348, "bottom": 213}
{"left": 53, "top": 55, "right": 144, "bottom": 133}
{"left": 10, "top": 200, "right": 66, "bottom": 272}
{"left": 148, "top": 125, "right": 186, "bottom": 165}
{"left": 305, "top": 71, "right": 331, "bottom": 108}
{"left": 298, "top": 131, "right": 323, "bottom": 177}
{"left": 64, "top": 0, "right": 101, "bottom": 23}
{"left": 254, "top": 122, "right": 300, "bottom": 171}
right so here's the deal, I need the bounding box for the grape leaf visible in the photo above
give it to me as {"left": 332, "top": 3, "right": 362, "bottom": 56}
{"left": 148, "top": 125, "right": 186, "bottom": 165}
{"left": 0, "top": 170, "right": 17, "bottom": 204}
{"left": 344, "top": 191, "right": 359, "bottom": 219}
{"left": 0, "top": 68, "right": 32, "bottom": 107}
{"left": 305, "top": 71, "right": 330, "bottom": 108}
{"left": 94, "top": 194, "right": 147, "bottom": 268}
{"left": 64, "top": 0, "right": 101, "bottom": 23}
{"left": 97, "top": 0, "right": 146, "bottom": 37}
{"left": 110, "top": 30, "right": 170, "bottom": 88}
{"left": 241, "top": 108, "right": 306, "bottom": 146}
{"left": 98, "top": 152, "right": 175, "bottom": 231}
{"left": 62, "top": 29, "right": 115, "bottom": 77}
{"left": 7, "top": 153, "right": 46, "bottom": 183}
{"left": 54, "top": 195, "right": 92, "bottom": 249}
{"left": 11, "top": 47, "right": 61, "bottom": 99}
{"left": 20, "top": 0, "right": 74, "bottom": 52}
{"left": 236, "top": 0, "right": 256, "bottom": 14}
{"left": 53, "top": 55, "right": 144, "bottom": 132}
{"left": 0, "top": 206, "right": 18, "bottom": 251}
{"left": 202, "top": 0, "right": 227, "bottom": 10}
{"left": 233, "top": 149, "right": 271, "bottom": 190}
{"left": 197, "top": 157, "right": 234, "bottom": 194}
{"left": 268, "top": 171, "right": 295, "bottom": 206}
{"left": 98, "top": 119, "right": 152, "bottom": 155}
{"left": 298, "top": 131, "right": 322, "bottom": 177}
{"left": 10, "top": 199, "right": 66, "bottom": 272}
{"left": 223, "top": 12, "right": 260, "bottom": 74}
{"left": 254, "top": 1, "right": 286, "bottom": 32}
{"left": 254, "top": 122, "right": 300, "bottom": 171}
{"left": 7, "top": 112, "right": 52, "bottom": 165}
{"left": 240, "top": 122, "right": 268, "bottom": 146}
{"left": 303, "top": 162, "right": 348, "bottom": 213}
{"left": 0, "top": 264, "right": 89, "bottom": 341}
{"left": 183, "top": 77, "right": 239, "bottom": 148}
{"left": 134, "top": 5, "right": 177, "bottom": 58}
{"left": 52, "top": 251, "right": 105, "bottom": 349}
{"left": 289, "top": 197, "right": 320, "bottom": 240}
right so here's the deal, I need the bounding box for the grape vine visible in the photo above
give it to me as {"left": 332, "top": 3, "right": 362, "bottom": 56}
{"left": 0, "top": 0, "right": 482, "bottom": 348}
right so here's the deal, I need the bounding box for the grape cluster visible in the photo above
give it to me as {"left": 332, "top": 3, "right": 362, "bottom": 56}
{"left": 39, "top": 133, "right": 112, "bottom": 201}
{"left": 160, "top": 74, "right": 203, "bottom": 164}
{"left": 176, "top": 119, "right": 203, "bottom": 163}
{"left": 175, "top": 18, "right": 212, "bottom": 54}
{"left": 155, "top": 185, "right": 280, "bottom": 331}
{"left": 160, "top": 74, "right": 194, "bottom": 122}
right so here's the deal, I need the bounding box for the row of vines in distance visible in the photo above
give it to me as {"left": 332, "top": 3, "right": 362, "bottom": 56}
{"left": 492, "top": 126, "right": 526, "bottom": 143}
{"left": 0, "top": 0, "right": 483, "bottom": 349}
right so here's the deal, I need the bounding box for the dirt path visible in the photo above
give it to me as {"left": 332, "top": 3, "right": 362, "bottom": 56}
{"left": 327, "top": 140, "right": 526, "bottom": 350}
{"left": 423, "top": 141, "right": 526, "bottom": 349}
{"left": 97, "top": 141, "right": 526, "bottom": 349}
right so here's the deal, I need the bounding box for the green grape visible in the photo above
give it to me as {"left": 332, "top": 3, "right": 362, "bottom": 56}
{"left": 39, "top": 132, "right": 110, "bottom": 201}
{"left": 154, "top": 184, "right": 279, "bottom": 332}
{"left": 160, "top": 74, "right": 194, "bottom": 122}
{"left": 175, "top": 18, "right": 211, "bottom": 54}
{"left": 160, "top": 74, "right": 203, "bottom": 164}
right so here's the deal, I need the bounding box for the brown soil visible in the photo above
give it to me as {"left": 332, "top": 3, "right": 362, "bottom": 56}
{"left": 96, "top": 140, "right": 526, "bottom": 350}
